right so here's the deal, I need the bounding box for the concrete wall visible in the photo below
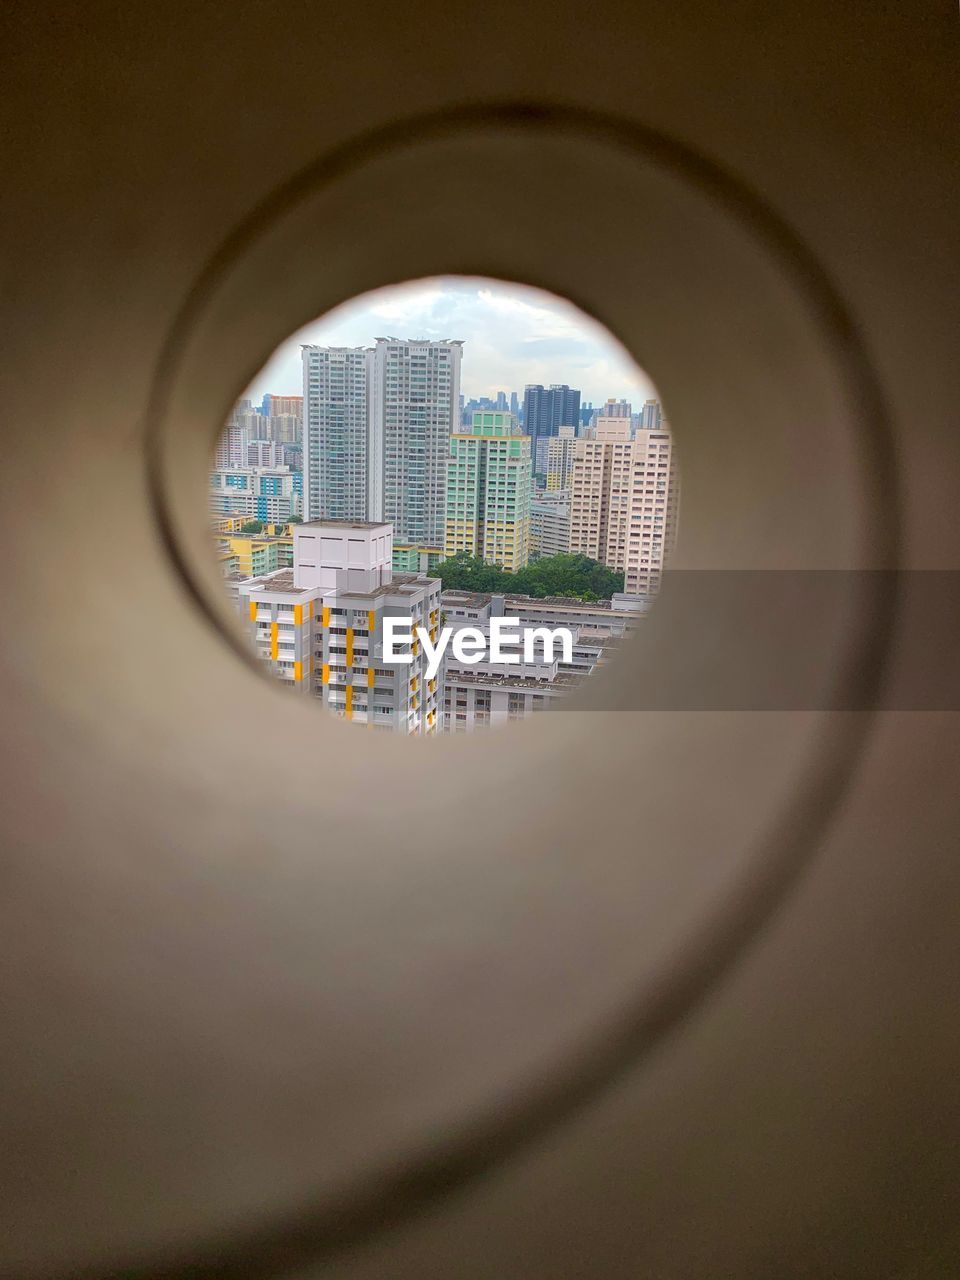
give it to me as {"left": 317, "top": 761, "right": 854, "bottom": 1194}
{"left": 0, "top": 5, "right": 957, "bottom": 1279}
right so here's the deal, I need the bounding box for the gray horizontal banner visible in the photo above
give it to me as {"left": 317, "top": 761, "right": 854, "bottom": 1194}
{"left": 565, "top": 571, "right": 959, "bottom": 711}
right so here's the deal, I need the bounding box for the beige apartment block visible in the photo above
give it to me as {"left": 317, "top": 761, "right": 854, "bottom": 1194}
{"left": 624, "top": 425, "right": 679, "bottom": 595}
{"left": 570, "top": 420, "right": 679, "bottom": 594}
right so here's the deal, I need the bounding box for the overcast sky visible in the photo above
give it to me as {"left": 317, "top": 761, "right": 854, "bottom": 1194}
{"left": 243, "top": 276, "right": 658, "bottom": 408}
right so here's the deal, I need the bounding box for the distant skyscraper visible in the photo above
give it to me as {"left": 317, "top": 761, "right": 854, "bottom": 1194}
{"left": 215, "top": 417, "right": 248, "bottom": 469}
{"left": 215, "top": 399, "right": 263, "bottom": 465}
{"left": 600, "top": 397, "right": 632, "bottom": 420}
{"left": 510, "top": 390, "right": 519, "bottom": 417}
{"left": 302, "top": 346, "right": 369, "bottom": 522}
{"left": 640, "top": 398, "right": 663, "bottom": 430}
{"left": 445, "top": 411, "right": 532, "bottom": 572}
{"left": 546, "top": 425, "right": 577, "bottom": 491}
{"left": 247, "top": 439, "right": 285, "bottom": 468}
{"left": 368, "top": 337, "right": 462, "bottom": 550}
{"left": 522, "top": 384, "right": 581, "bottom": 476}
{"left": 495, "top": 390, "right": 508, "bottom": 411}
{"left": 267, "top": 395, "right": 303, "bottom": 446}
{"left": 269, "top": 395, "right": 303, "bottom": 418}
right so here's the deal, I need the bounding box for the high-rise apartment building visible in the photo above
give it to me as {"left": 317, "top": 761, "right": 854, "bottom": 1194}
{"left": 236, "top": 397, "right": 271, "bottom": 441}
{"left": 259, "top": 394, "right": 303, "bottom": 445}
{"left": 267, "top": 395, "right": 303, "bottom": 419}
{"left": 247, "top": 439, "right": 286, "bottom": 468}
{"left": 522, "top": 384, "right": 581, "bottom": 475}
{"left": 640, "top": 398, "right": 663, "bottom": 431}
{"left": 569, "top": 415, "right": 634, "bottom": 573}
{"left": 302, "top": 346, "right": 369, "bottom": 522}
{"left": 624, "top": 426, "right": 679, "bottom": 595}
{"left": 219, "top": 394, "right": 304, "bottom": 466}
{"left": 215, "top": 419, "right": 248, "bottom": 469}
{"left": 367, "top": 337, "right": 462, "bottom": 551}
{"left": 270, "top": 414, "right": 301, "bottom": 446}
{"left": 600, "top": 397, "right": 632, "bottom": 420}
{"left": 209, "top": 465, "right": 302, "bottom": 523}
{"left": 215, "top": 398, "right": 261, "bottom": 467}
{"left": 302, "top": 341, "right": 461, "bottom": 542}
{"left": 546, "top": 424, "right": 577, "bottom": 490}
{"left": 530, "top": 489, "right": 571, "bottom": 559}
{"left": 237, "top": 520, "right": 443, "bottom": 734}
{"left": 569, "top": 420, "right": 679, "bottom": 594}
{"left": 445, "top": 411, "right": 532, "bottom": 572}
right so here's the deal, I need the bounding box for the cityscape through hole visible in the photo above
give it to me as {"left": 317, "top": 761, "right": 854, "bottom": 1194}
{"left": 211, "top": 278, "right": 679, "bottom": 734}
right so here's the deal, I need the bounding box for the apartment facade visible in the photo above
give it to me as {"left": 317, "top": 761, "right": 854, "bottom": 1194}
{"left": 392, "top": 544, "right": 444, "bottom": 575}
{"left": 439, "top": 593, "right": 620, "bottom": 730}
{"left": 246, "top": 439, "right": 286, "bottom": 468}
{"left": 441, "top": 589, "right": 647, "bottom": 640}
{"left": 238, "top": 520, "right": 443, "bottom": 734}
{"left": 445, "top": 411, "right": 532, "bottom": 572}
{"left": 368, "top": 337, "right": 462, "bottom": 549}
{"left": 301, "top": 346, "right": 369, "bottom": 522}
{"left": 568, "top": 414, "right": 634, "bottom": 572}
{"left": 639, "top": 398, "right": 663, "bottom": 430}
{"left": 530, "top": 489, "right": 571, "bottom": 559}
{"left": 522, "top": 383, "right": 581, "bottom": 476}
{"left": 218, "top": 532, "right": 294, "bottom": 577}
{"left": 209, "top": 465, "right": 302, "bottom": 523}
{"left": 599, "top": 398, "right": 632, "bottom": 420}
{"left": 265, "top": 394, "right": 303, "bottom": 446}
{"left": 569, "top": 418, "right": 679, "bottom": 595}
{"left": 302, "top": 338, "right": 461, "bottom": 560}
{"left": 215, "top": 398, "right": 261, "bottom": 469}
{"left": 546, "top": 425, "right": 577, "bottom": 491}
{"left": 624, "top": 426, "right": 679, "bottom": 595}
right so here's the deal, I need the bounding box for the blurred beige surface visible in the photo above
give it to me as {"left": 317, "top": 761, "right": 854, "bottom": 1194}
{"left": 0, "top": 4, "right": 957, "bottom": 1277}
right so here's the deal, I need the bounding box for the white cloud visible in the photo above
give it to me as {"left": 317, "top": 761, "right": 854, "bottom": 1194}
{"left": 242, "top": 276, "right": 658, "bottom": 408}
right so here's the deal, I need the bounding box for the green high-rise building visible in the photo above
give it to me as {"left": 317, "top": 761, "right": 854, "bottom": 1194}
{"left": 444, "top": 412, "right": 532, "bottom": 572}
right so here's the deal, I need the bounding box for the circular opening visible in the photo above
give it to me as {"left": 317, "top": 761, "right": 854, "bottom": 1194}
{"left": 209, "top": 275, "right": 677, "bottom": 733}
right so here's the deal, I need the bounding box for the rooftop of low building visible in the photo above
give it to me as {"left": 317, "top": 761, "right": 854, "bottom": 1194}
{"left": 501, "top": 593, "right": 618, "bottom": 611}
{"left": 440, "top": 590, "right": 494, "bottom": 609}
{"left": 241, "top": 569, "right": 440, "bottom": 603}
{"left": 243, "top": 569, "right": 314, "bottom": 597}
{"left": 445, "top": 671, "right": 583, "bottom": 692}
{"left": 218, "top": 533, "right": 292, "bottom": 544}
{"left": 295, "top": 519, "right": 391, "bottom": 531}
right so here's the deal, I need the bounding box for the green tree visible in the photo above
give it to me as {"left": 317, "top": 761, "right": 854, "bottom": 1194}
{"left": 240, "top": 520, "right": 264, "bottom": 533}
{"left": 510, "top": 553, "right": 624, "bottom": 600}
{"left": 431, "top": 553, "right": 507, "bottom": 593}
{"left": 431, "top": 552, "right": 623, "bottom": 601}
